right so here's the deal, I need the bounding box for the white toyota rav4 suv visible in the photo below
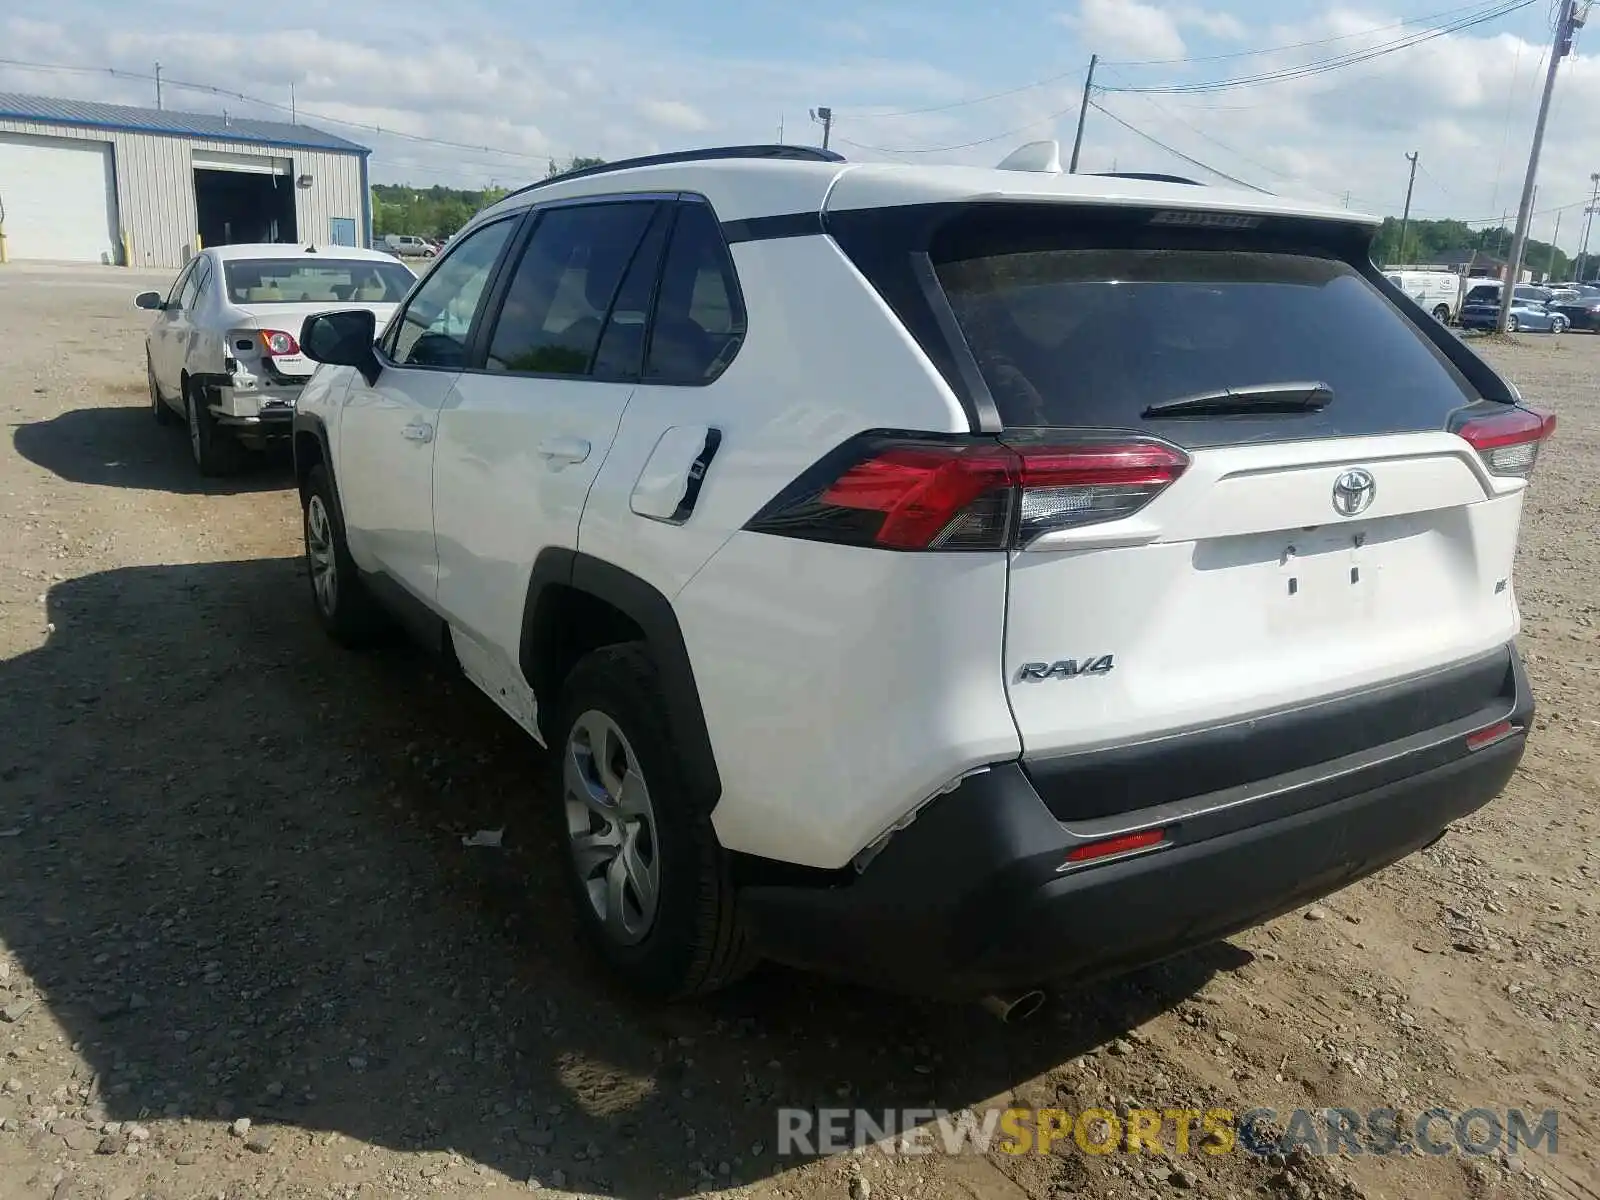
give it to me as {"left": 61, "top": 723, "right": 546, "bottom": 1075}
{"left": 291, "top": 143, "right": 1550, "bottom": 1011}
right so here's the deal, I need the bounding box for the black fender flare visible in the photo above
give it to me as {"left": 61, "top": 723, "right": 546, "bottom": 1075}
{"left": 521, "top": 548, "right": 722, "bottom": 805}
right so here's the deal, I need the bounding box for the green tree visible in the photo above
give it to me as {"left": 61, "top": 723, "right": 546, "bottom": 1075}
{"left": 545, "top": 155, "right": 607, "bottom": 179}
{"left": 1370, "top": 216, "right": 1571, "bottom": 280}
{"left": 370, "top": 183, "right": 512, "bottom": 240}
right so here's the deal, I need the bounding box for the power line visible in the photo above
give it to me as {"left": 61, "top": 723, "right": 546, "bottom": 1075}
{"left": 1098, "top": 68, "right": 1388, "bottom": 208}
{"left": 837, "top": 70, "right": 1080, "bottom": 120}
{"left": 0, "top": 56, "right": 572, "bottom": 166}
{"left": 833, "top": 103, "right": 1079, "bottom": 155}
{"left": 836, "top": 0, "right": 1533, "bottom": 123}
{"left": 1101, "top": 0, "right": 1537, "bottom": 94}
{"left": 1086, "top": 100, "right": 1271, "bottom": 192}
{"left": 1104, "top": 0, "right": 1528, "bottom": 64}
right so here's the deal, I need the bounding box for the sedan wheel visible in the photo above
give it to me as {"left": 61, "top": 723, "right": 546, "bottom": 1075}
{"left": 1507, "top": 315, "right": 1520, "bottom": 333}
{"left": 1552, "top": 316, "right": 1568, "bottom": 334}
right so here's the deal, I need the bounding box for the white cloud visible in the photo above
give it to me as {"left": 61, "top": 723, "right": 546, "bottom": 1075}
{"left": 638, "top": 99, "right": 711, "bottom": 133}
{"left": 5, "top": 0, "right": 1599, "bottom": 253}
{"left": 1176, "top": 7, "right": 1247, "bottom": 40}
{"left": 1062, "top": 0, "right": 1187, "bottom": 60}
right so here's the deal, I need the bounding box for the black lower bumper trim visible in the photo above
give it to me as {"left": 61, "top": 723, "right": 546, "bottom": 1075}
{"left": 740, "top": 649, "right": 1532, "bottom": 999}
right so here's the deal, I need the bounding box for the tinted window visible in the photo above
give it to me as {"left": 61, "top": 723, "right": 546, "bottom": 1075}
{"left": 1465, "top": 285, "right": 1499, "bottom": 305}
{"left": 224, "top": 259, "right": 415, "bottom": 304}
{"left": 644, "top": 202, "right": 746, "bottom": 385}
{"left": 592, "top": 207, "right": 672, "bottom": 379}
{"left": 484, "top": 201, "right": 657, "bottom": 376}
{"left": 389, "top": 217, "right": 517, "bottom": 368}
{"left": 178, "top": 261, "right": 205, "bottom": 311}
{"left": 166, "top": 260, "right": 197, "bottom": 308}
{"left": 937, "top": 247, "right": 1476, "bottom": 436}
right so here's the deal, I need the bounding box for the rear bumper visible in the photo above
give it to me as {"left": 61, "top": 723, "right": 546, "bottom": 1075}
{"left": 215, "top": 384, "right": 298, "bottom": 431}
{"left": 741, "top": 647, "right": 1532, "bottom": 999}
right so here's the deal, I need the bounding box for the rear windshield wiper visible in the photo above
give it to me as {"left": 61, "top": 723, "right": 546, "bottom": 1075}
{"left": 1142, "top": 382, "right": 1334, "bottom": 419}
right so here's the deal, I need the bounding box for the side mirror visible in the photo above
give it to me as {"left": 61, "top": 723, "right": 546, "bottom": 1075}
{"left": 301, "top": 309, "right": 381, "bottom": 386}
{"left": 134, "top": 291, "right": 164, "bottom": 311}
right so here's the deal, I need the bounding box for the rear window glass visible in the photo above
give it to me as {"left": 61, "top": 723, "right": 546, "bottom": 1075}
{"left": 223, "top": 259, "right": 415, "bottom": 305}
{"left": 935, "top": 248, "right": 1476, "bottom": 433}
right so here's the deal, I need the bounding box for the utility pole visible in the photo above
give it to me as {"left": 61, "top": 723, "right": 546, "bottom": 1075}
{"left": 1342, "top": 191, "right": 1351, "bottom": 209}
{"left": 810, "top": 107, "right": 833, "bottom": 150}
{"left": 154, "top": 62, "right": 163, "bottom": 110}
{"left": 1500, "top": 0, "right": 1587, "bottom": 330}
{"left": 1546, "top": 209, "right": 1562, "bottom": 281}
{"left": 1577, "top": 171, "right": 1600, "bottom": 281}
{"left": 1068, "top": 54, "right": 1098, "bottom": 174}
{"left": 1398, "top": 151, "right": 1419, "bottom": 267}
{"left": 777, "top": 113, "right": 784, "bottom": 143}
{"left": 290, "top": 82, "right": 296, "bottom": 124}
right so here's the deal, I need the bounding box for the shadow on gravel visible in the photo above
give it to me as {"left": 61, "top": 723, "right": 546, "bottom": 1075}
{"left": 12, "top": 402, "right": 291, "bottom": 495}
{"left": 0, "top": 559, "right": 1243, "bottom": 1197}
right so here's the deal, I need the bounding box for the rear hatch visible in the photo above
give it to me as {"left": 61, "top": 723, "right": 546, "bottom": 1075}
{"left": 831, "top": 198, "right": 1550, "bottom": 821}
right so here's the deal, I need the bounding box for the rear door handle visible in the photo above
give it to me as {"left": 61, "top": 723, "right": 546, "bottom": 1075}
{"left": 402, "top": 422, "right": 433, "bottom": 443}
{"left": 538, "top": 436, "right": 591, "bottom": 465}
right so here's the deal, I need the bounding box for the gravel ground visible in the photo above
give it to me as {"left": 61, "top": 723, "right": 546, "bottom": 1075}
{"left": 0, "top": 266, "right": 1596, "bottom": 1200}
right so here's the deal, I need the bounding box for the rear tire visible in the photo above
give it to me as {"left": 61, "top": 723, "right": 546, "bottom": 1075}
{"left": 552, "top": 643, "right": 753, "bottom": 999}
{"left": 1507, "top": 315, "right": 1520, "bottom": 333}
{"left": 149, "top": 354, "right": 177, "bottom": 425}
{"left": 302, "top": 464, "right": 387, "bottom": 647}
{"left": 1432, "top": 304, "right": 1451, "bottom": 323}
{"left": 185, "top": 377, "right": 245, "bottom": 476}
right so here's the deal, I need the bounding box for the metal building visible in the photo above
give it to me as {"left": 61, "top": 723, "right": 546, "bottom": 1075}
{"left": 0, "top": 92, "right": 372, "bottom": 269}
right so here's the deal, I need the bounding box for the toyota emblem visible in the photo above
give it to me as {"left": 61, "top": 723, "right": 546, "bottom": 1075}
{"left": 1331, "top": 468, "right": 1376, "bottom": 517}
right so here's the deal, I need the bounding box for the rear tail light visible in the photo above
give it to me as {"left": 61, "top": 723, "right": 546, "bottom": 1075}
{"left": 744, "top": 433, "right": 1189, "bottom": 551}
{"left": 259, "top": 329, "right": 300, "bottom": 357}
{"left": 1454, "top": 406, "right": 1556, "bottom": 479}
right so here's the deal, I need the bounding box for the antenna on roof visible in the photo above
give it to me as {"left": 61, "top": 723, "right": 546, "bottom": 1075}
{"left": 996, "top": 139, "right": 1063, "bottom": 175}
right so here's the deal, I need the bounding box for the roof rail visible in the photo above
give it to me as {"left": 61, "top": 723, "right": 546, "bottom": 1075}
{"left": 1090, "top": 171, "right": 1204, "bottom": 186}
{"left": 507, "top": 144, "right": 845, "bottom": 199}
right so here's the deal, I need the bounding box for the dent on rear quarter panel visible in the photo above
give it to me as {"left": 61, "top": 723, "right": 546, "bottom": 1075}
{"left": 677, "top": 531, "right": 1019, "bottom": 871}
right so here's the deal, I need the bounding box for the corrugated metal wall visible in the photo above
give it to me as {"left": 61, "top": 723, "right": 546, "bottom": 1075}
{"left": 0, "top": 118, "right": 365, "bottom": 269}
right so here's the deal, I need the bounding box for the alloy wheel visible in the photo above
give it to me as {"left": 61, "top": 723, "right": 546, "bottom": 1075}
{"left": 563, "top": 709, "right": 661, "bottom": 945}
{"left": 306, "top": 494, "right": 339, "bottom": 616}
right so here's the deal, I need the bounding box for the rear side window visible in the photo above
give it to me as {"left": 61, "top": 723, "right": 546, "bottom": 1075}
{"left": 936, "top": 246, "right": 1477, "bottom": 436}
{"left": 484, "top": 201, "right": 658, "bottom": 377}
{"left": 644, "top": 202, "right": 746, "bottom": 385}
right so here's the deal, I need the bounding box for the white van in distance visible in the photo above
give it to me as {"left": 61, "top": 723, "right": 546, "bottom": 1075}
{"left": 1384, "top": 270, "right": 1462, "bottom": 323}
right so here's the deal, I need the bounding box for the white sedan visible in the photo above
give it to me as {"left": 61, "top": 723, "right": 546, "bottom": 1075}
{"left": 137, "top": 243, "right": 417, "bottom": 475}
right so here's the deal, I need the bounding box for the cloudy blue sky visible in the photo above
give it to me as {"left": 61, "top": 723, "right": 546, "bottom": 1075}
{"left": 4, "top": 0, "right": 1598, "bottom": 247}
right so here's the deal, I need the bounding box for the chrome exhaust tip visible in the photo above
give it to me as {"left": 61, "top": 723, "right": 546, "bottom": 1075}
{"left": 979, "top": 989, "right": 1047, "bottom": 1024}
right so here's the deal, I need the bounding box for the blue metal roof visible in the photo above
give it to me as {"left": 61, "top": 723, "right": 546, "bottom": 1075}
{"left": 0, "top": 92, "right": 369, "bottom": 155}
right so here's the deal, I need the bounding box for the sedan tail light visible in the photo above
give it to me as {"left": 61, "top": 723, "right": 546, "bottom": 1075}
{"left": 259, "top": 329, "right": 300, "bottom": 357}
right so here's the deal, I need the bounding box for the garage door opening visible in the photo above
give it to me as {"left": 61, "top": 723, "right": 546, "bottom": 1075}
{"left": 194, "top": 168, "right": 297, "bottom": 247}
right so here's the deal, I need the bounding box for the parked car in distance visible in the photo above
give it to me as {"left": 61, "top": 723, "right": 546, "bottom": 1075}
{"left": 1384, "top": 269, "right": 1462, "bottom": 322}
{"left": 383, "top": 233, "right": 439, "bottom": 258}
{"left": 1458, "top": 283, "right": 1568, "bottom": 333}
{"left": 136, "top": 244, "right": 417, "bottom": 475}
{"left": 1547, "top": 283, "right": 1600, "bottom": 331}
{"left": 289, "top": 142, "right": 1548, "bottom": 1008}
